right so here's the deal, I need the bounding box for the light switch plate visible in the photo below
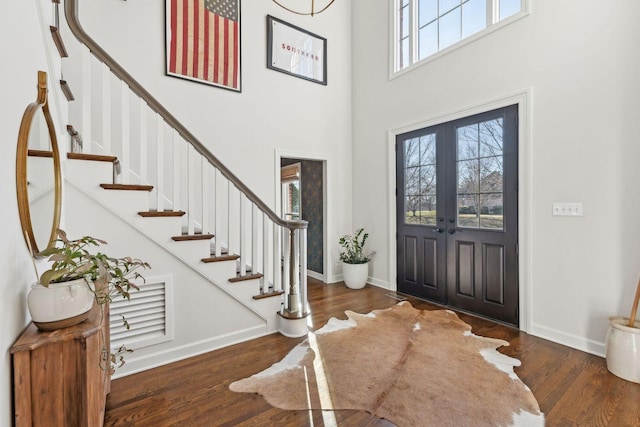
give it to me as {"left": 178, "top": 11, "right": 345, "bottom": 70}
{"left": 552, "top": 202, "right": 583, "bottom": 216}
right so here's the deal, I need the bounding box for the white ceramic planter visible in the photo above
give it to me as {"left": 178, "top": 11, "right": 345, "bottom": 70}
{"left": 605, "top": 316, "right": 640, "bottom": 383}
{"left": 342, "top": 262, "right": 369, "bottom": 289}
{"left": 27, "top": 278, "right": 95, "bottom": 331}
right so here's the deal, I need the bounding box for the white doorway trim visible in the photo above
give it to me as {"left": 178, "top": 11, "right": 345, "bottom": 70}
{"left": 275, "top": 149, "right": 329, "bottom": 283}
{"left": 386, "top": 89, "right": 533, "bottom": 333}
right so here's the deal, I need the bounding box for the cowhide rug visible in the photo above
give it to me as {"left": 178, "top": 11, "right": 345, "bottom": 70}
{"left": 230, "top": 302, "right": 544, "bottom": 426}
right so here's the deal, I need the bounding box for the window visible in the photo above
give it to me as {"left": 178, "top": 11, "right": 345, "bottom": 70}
{"left": 395, "top": 0, "right": 525, "bottom": 71}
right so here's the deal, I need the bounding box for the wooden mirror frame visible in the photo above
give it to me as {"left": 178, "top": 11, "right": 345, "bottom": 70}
{"left": 16, "top": 71, "right": 62, "bottom": 256}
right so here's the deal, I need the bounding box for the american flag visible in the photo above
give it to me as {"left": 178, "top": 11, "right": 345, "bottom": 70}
{"left": 168, "top": 0, "right": 240, "bottom": 90}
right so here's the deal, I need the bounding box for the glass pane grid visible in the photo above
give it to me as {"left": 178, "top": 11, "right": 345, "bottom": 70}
{"left": 397, "top": 0, "right": 522, "bottom": 70}
{"left": 404, "top": 135, "right": 437, "bottom": 226}
{"left": 456, "top": 118, "right": 504, "bottom": 231}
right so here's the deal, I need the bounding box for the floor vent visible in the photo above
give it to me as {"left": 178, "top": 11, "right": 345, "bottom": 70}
{"left": 110, "top": 275, "right": 173, "bottom": 351}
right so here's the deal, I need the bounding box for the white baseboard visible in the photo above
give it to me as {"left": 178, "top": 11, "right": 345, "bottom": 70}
{"left": 112, "top": 325, "right": 268, "bottom": 379}
{"left": 530, "top": 323, "right": 606, "bottom": 358}
{"left": 307, "top": 270, "right": 325, "bottom": 282}
{"left": 367, "top": 276, "right": 392, "bottom": 290}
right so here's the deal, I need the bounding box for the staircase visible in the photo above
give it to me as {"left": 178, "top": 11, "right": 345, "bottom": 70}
{"left": 41, "top": 0, "right": 310, "bottom": 374}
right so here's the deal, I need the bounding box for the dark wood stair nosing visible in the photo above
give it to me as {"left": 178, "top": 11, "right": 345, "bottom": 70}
{"left": 138, "top": 211, "right": 185, "bottom": 218}
{"left": 67, "top": 153, "right": 118, "bottom": 163}
{"left": 50, "top": 25, "right": 68, "bottom": 58}
{"left": 101, "top": 184, "right": 154, "bottom": 192}
{"left": 60, "top": 79, "right": 75, "bottom": 101}
{"left": 28, "top": 149, "right": 53, "bottom": 158}
{"left": 201, "top": 255, "right": 240, "bottom": 263}
{"left": 229, "top": 273, "right": 264, "bottom": 283}
{"left": 172, "top": 234, "right": 215, "bottom": 242}
{"left": 252, "top": 290, "right": 285, "bottom": 300}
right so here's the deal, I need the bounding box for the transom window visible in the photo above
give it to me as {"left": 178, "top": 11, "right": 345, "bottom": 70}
{"left": 396, "top": 0, "right": 524, "bottom": 71}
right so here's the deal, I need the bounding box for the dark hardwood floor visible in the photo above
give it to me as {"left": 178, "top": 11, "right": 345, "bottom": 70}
{"left": 104, "top": 278, "right": 640, "bottom": 426}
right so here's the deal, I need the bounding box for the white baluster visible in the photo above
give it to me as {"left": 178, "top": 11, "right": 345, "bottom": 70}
{"left": 139, "top": 102, "right": 148, "bottom": 185}
{"left": 273, "top": 224, "right": 282, "bottom": 292}
{"left": 201, "top": 157, "right": 210, "bottom": 235}
{"left": 263, "top": 214, "right": 270, "bottom": 293}
{"left": 187, "top": 145, "right": 196, "bottom": 234}
{"left": 252, "top": 204, "right": 259, "bottom": 279}
{"left": 101, "top": 65, "right": 111, "bottom": 156}
{"left": 155, "top": 115, "right": 164, "bottom": 212}
{"left": 81, "top": 47, "right": 92, "bottom": 153}
{"left": 214, "top": 169, "right": 223, "bottom": 257}
{"left": 238, "top": 193, "right": 246, "bottom": 277}
{"left": 171, "top": 131, "right": 183, "bottom": 230}
{"left": 120, "top": 81, "right": 130, "bottom": 183}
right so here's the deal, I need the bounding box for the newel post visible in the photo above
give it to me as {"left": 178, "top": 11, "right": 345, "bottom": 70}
{"left": 278, "top": 220, "right": 309, "bottom": 338}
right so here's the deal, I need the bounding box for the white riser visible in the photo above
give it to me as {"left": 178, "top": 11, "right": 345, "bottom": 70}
{"left": 197, "top": 261, "right": 238, "bottom": 283}
{"left": 132, "top": 216, "right": 185, "bottom": 240}
{"left": 95, "top": 189, "right": 149, "bottom": 216}
{"left": 165, "top": 239, "right": 211, "bottom": 262}
{"left": 66, "top": 159, "right": 113, "bottom": 186}
{"left": 226, "top": 278, "right": 264, "bottom": 301}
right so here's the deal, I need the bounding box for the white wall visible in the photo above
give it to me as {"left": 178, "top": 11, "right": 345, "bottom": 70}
{"left": 352, "top": 0, "right": 640, "bottom": 354}
{"left": 74, "top": 0, "right": 353, "bottom": 283}
{"left": 0, "top": 1, "right": 68, "bottom": 424}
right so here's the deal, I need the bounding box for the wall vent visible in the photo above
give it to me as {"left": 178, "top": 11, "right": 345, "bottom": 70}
{"left": 110, "top": 275, "right": 173, "bottom": 351}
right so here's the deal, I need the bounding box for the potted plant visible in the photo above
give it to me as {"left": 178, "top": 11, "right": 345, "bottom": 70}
{"left": 339, "top": 228, "right": 374, "bottom": 289}
{"left": 28, "top": 229, "right": 150, "bottom": 369}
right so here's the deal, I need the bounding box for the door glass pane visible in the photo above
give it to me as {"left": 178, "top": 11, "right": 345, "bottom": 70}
{"left": 405, "top": 138, "right": 421, "bottom": 167}
{"left": 457, "top": 124, "right": 478, "bottom": 160}
{"left": 479, "top": 156, "right": 503, "bottom": 192}
{"left": 404, "top": 133, "right": 437, "bottom": 226}
{"left": 420, "top": 134, "right": 436, "bottom": 164}
{"left": 457, "top": 117, "right": 505, "bottom": 230}
{"left": 458, "top": 194, "right": 479, "bottom": 227}
{"left": 406, "top": 195, "right": 421, "bottom": 223}
{"left": 420, "top": 195, "right": 437, "bottom": 225}
{"left": 457, "top": 159, "right": 479, "bottom": 193}
{"left": 479, "top": 118, "right": 503, "bottom": 157}
{"left": 480, "top": 193, "right": 503, "bottom": 229}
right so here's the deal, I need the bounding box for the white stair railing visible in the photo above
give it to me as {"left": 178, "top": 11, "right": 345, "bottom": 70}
{"left": 63, "top": 0, "right": 309, "bottom": 328}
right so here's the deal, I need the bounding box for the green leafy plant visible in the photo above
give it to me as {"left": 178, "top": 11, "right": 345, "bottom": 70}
{"left": 339, "top": 228, "right": 375, "bottom": 264}
{"left": 39, "top": 229, "right": 150, "bottom": 370}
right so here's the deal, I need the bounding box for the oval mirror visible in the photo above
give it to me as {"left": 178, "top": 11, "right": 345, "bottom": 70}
{"left": 16, "top": 71, "right": 62, "bottom": 256}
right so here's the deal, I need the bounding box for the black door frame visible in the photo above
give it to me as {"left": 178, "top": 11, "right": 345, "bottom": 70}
{"left": 390, "top": 98, "right": 527, "bottom": 328}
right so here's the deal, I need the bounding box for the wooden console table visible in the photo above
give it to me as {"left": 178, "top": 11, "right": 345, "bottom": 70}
{"left": 11, "top": 305, "right": 111, "bottom": 427}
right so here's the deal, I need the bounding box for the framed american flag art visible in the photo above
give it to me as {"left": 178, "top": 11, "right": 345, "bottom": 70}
{"left": 166, "top": 0, "right": 241, "bottom": 91}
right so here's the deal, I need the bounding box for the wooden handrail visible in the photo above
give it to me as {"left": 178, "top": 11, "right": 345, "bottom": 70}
{"left": 63, "top": 0, "right": 307, "bottom": 233}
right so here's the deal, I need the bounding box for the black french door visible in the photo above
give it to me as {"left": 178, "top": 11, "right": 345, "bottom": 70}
{"left": 396, "top": 105, "right": 519, "bottom": 325}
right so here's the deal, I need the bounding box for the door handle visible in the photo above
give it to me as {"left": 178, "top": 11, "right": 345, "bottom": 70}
{"left": 432, "top": 228, "right": 444, "bottom": 233}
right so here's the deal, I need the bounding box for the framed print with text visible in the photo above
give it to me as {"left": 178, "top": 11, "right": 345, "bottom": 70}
{"left": 267, "top": 15, "right": 327, "bottom": 85}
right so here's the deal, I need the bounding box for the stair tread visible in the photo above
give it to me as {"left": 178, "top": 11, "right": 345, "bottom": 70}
{"left": 138, "top": 211, "right": 185, "bottom": 217}
{"left": 229, "top": 273, "right": 264, "bottom": 283}
{"left": 101, "top": 183, "right": 154, "bottom": 191}
{"left": 172, "top": 234, "right": 215, "bottom": 241}
{"left": 252, "top": 290, "right": 285, "bottom": 300}
{"left": 28, "top": 150, "right": 53, "bottom": 158}
{"left": 68, "top": 153, "right": 118, "bottom": 163}
{"left": 201, "top": 255, "right": 240, "bottom": 263}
